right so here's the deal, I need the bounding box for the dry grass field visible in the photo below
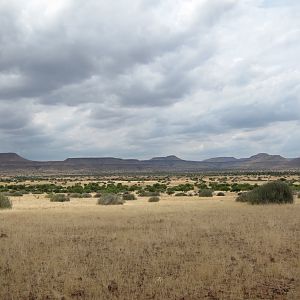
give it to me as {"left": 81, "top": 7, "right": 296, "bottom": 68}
{"left": 1, "top": 191, "right": 300, "bottom": 300}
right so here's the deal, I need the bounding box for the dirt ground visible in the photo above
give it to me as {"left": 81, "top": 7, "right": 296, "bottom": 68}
{"left": 1, "top": 193, "right": 299, "bottom": 299}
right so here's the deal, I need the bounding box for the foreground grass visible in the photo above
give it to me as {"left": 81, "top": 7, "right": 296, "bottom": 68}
{"left": 0, "top": 196, "right": 299, "bottom": 299}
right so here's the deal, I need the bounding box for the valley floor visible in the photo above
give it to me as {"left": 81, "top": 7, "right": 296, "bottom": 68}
{"left": 1, "top": 195, "right": 300, "bottom": 299}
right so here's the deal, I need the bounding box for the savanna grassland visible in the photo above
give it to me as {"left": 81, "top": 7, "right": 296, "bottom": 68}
{"left": 0, "top": 174, "right": 300, "bottom": 299}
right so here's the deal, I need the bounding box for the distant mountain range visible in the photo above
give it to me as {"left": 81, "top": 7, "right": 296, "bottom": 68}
{"left": 0, "top": 152, "right": 300, "bottom": 174}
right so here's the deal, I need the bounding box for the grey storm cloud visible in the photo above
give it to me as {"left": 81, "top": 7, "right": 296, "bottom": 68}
{"left": 0, "top": 0, "right": 299, "bottom": 160}
{"left": 0, "top": 104, "right": 30, "bottom": 130}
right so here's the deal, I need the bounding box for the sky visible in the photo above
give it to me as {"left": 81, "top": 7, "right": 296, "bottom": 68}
{"left": 0, "top": 0, "right": 299, "bottom": 161}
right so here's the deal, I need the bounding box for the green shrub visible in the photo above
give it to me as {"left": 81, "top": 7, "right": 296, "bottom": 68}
{"left": 174, "top": 192, "right": 187, "bottom": 196}
{"left": 138, "top": 191, "right": 160, "bottom": 197}
{"left": 209, "top": 183, "right": 230, "bottom": 191}
{"left": 49, "top": 194, "right": 70, "bottom": 202}
{"left": 166, "top": 189, "right": 175, "bottom": 195}
{"left": 81, "top": 193, "right": 92, "bottom": 198}
{"left": 236, "top": 182, "right": 293, "bottom": 205}
{"left": 216, "top": 192, "right": 225, "bottom": 196}
{"left": 97, "top": 194, "right": 124, "bottom": 205}
{"left": 94, "top": 193, "right": 102, "bottom": 198}
{"left": 231, "top": 183, "right": 257, "bottom": 192}
{"left": 167, "top": 184, "right": 194, "bottom": 194}
{"left": 148, "top": 196, "right": 160, "bottom": 202}
{"left": 122, "top": 193, "right": 136, "bottom": 200}
{"left": 199, "top": 189, "right": 213, "bottom": 197}
{"left": 0, "top": 194, "right": 12, "bottom": 209}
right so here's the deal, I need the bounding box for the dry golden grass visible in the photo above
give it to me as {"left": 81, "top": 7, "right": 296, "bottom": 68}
{"left": 0, "top": 195, "right": 299, "bottom": 299}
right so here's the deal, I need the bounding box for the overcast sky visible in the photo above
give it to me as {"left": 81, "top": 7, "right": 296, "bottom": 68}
{"left": 0, "top": 0, "right": 299, "bottom": 161}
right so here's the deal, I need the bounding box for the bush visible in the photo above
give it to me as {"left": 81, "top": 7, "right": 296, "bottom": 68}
{"left": 148, "top": 196, "right": 160, "bottom": 202}
{"left": 94, "top": 193, "right": 102, "bottom": 198}
{"left": 298, "top": 193, "right": 300, "bottom": 199}
{"left": 199, "top": 189, "right": 213, "bottom": 197}
{"left": 236, "top": 182, "right": 294, "bottom": 205}
{"left": 49, "top": 194, "right": 70, "bottom": 202}
{"left": 0, "top": 193, "right": 12, "bottom": 209}
{"left": 138, "top": 191, "right": 160, "bottom": 197}
{"left": 174, "top": 192, "right": 187, "bottom": 196}
{"left": 216, "top": 192, "right": 225, "bottom": 196}
{"left": 81, "top": 193, "right": 92, "bottom": 198}
{"left": 122, "top": 193, "right": 136, "bottom": 200}
{"left": 97, "top": 194, "right": 124, "bottom": 205}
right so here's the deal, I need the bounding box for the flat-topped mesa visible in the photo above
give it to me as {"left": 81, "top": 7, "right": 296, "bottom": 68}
{"left": 203, "top": 157, "right": 238, "bottom": 163}
{"left": 64, "top": 157, "right": 140, "bottom": 165}
{"left": 149, "top": 155, "right": 183, "bottom": 161}
{"left": 0, "top": 153, "right": 31, "bottom": 163}
{"left": 246, "top": 153, "right": 286, "bottom": 162}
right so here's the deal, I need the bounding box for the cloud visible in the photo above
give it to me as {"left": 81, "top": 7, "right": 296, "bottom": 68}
{"left": 0, "top": 0, "right": 299, "bottom": 160}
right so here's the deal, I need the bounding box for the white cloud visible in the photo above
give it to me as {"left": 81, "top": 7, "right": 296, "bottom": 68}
{"left": 0, "top": 0, "right": 299, "bottom": 160}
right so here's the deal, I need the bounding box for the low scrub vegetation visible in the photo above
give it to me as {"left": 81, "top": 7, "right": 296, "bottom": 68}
{"left": 198, "top": 189, "right": 213, "bottom": 197}
{"left": 174, "top": 192, "right": 188, "bottom": 196}
{"left": 231, "top": 183, "right": 258, "bottom": 192}
{"left": 167, "top": 183, "right": 194, "bottom": 194}
{"left": 209, "top": 183, "right": 231, "bottom": 191}
{"left": 216, "top": 192, "right": 225, "bottom": 196}
{"left": 49, "top": 194, "right": 70, "bottom": 202}
{"left": 148, "top": 196, "right": 160, "bottom": 202}
{"left": 122, "top": 193, "right": 136, "bottom": 200}
{"left": 8, "top": 191, "right": 23, "bottom": 197}
{"left": 236, "top": 182, "right": 294, "bottom": 204}
{"left": 97, "top": 194, "right": 124, "bottom": 205}
{"left": 138, "top": 191, "right": 160, "bottom": 197}
{"left": 0, "top": 193, "right": 12, "bottom": 209}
